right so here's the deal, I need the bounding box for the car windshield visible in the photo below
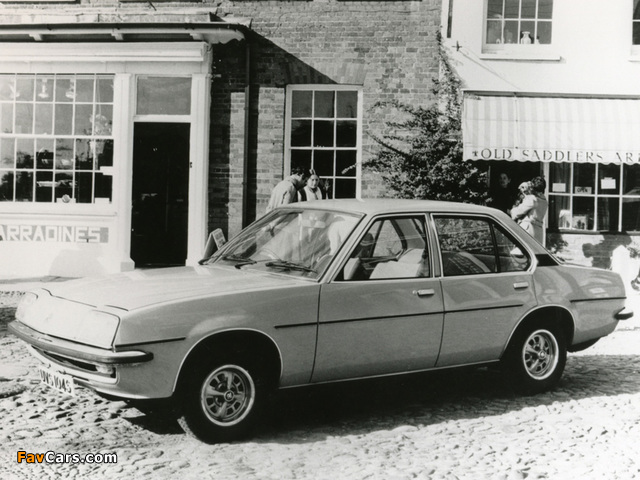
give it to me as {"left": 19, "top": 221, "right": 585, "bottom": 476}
{"left": 209, "top": 208, "right": 362, "bottom": 279}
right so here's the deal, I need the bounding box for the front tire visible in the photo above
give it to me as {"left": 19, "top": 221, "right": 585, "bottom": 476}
{"left": 504, "top": 324, "right": 567, "bottom": 394}
{"left": 178, "top": 356, "right": 267, "bottom": 443}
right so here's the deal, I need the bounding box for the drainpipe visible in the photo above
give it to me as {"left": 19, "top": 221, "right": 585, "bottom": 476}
{"left": 242, "top": 38, "right": 251, "bottom": 228}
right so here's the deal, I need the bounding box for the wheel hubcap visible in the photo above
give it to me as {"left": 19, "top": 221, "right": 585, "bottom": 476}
{"left": 200, "top": 365, "right": 255, "bottom": 426}
{"left": 522, "top": 329, "right": 559, "bottom": 380}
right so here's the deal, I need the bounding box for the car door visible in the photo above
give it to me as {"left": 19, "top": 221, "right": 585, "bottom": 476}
{"left": 312, "top": 215, "right": 445, "bottom": 383}
{"left": 432, "top": 215, "right": 538, "bottom": 367}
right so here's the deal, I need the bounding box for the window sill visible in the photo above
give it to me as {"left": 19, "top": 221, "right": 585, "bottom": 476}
{"left": 479, "top": 51, "right": 562, "bottom": 62}
{"left": 0, "top": 202, "right": 117, "bottom": 217}
{"left": 548, "top": 229, "right": 624, "bottom": 235}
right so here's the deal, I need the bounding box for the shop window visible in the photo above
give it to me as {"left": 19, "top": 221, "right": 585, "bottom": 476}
{"left": 548, "top": 163, "right": 640, "bottom": 232}
{"left": 485, "top": 0, "right": 553, "bottom": 49}
{"left": 287, "top": 86, "right": 360, "bottom": 199}
{"left": 0, "top": 74, "right": 114, "bottom": 204}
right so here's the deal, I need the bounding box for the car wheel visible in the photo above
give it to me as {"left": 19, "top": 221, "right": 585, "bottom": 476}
{"left": 177, "top": 356, "right": 268, "bottom": 443}
{"left": 504, "top": 324, "right": 567, "bottom": 395}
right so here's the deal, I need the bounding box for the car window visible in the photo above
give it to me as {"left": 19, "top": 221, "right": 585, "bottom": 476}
{"left": 434, "top": 216, "right": 530, "bottom": 277}
{"left": 212, "top": 209, "right": 361, "bottom": 279}
{"left": 493, "top": 224, "right": 531, "bottom": 272}
{"left": 340, "top": 216, "right": 430, "bottom": 281}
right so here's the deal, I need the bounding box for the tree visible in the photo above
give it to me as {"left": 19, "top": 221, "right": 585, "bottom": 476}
{"left": 366, "top": 33, "right": 488, "bottom": 203}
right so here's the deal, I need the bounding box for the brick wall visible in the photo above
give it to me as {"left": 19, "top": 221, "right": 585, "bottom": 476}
{"left": 212, "top": 0, "right": 441, "bottom": 237}
{"left": 0, "top": 0, "right": 442, "bottom": 241}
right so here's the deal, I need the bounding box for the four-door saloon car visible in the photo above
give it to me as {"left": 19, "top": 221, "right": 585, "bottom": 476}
{"left": 9, "top": 199, "right": 632, "bottom": 443}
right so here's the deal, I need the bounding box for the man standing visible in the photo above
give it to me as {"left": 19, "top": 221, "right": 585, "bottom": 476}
{"left": 266, "top": 166, "right": 307, "bottom": 212}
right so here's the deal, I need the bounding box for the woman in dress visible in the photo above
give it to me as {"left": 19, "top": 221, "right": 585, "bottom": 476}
{"left": 511, "top": 176, "right": 548, "bottom": 244}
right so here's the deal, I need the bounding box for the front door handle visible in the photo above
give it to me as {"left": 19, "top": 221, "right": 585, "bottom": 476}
{"left": 513, "top": 282, "right": 529, "bottom": 290}
{"left": 413, "top": 289, "right": 435, "bottom": 297}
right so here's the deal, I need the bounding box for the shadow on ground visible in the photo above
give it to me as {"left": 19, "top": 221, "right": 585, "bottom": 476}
{"left": 125, "top": 354, "right": 640, "bottom": 444}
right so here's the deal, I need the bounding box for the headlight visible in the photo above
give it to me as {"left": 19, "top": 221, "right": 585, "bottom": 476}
{"left": 17, "top": 293, "right": 120, "bottom": 349}
{"left": 15, "top": 292, "right": 38, "bottom": 322}
{"left": 68, "top": 310, "right": 120, "bottom": 349}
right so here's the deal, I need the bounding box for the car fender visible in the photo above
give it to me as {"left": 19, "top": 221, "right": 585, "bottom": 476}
{"left": 501, "top": 303, "right": 576, "bottom": 358}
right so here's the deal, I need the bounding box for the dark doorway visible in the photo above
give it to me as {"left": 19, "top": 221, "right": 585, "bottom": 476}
{"left": 488, "top": 161, "right": 542, "bottom": 191}
{"left": 131, "top": 123, "right": 190, "bottom": 267}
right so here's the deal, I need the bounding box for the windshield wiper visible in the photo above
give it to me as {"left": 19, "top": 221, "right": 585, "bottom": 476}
{"left": 222, "top": 255, "right": 258, "bottom": 269}
{"left": 265, "top": 261, "right": 317, "bottom": 273}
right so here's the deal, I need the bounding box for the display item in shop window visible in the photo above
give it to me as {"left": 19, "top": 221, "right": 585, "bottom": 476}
{"left": 511, "top": 176, "right": 548, "bottom": 244}
{"left": 520, "top": 32, "right": 532, "bottom": 44}
{"left": 266, "top": 166, "right": 308, "bottom": 212}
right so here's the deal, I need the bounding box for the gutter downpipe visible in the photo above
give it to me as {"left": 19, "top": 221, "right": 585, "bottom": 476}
{"left": 242, "top": 37, "right": 251, "bottom": 228}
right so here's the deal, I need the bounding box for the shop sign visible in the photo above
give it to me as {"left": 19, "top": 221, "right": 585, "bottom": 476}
{"left": 469, "top": 148, "right": 640, "bottom": 163}
{"left": 0, "top": 225, "right": 108, "bottom": 243}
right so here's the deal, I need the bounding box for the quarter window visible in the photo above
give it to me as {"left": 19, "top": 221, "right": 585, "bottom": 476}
{"left": 485, "top": 0, "right": 553, "bottom": 47}
{"left": 548, "top": 163, "right": 640, "bottom": 232}
{"left": 286, "top": 86, "right": 360, "bottom": 199}
{"left": 0, "top": 74, "right": 114, "bottom": 204}
{"left": 434, "top": 216, "right": 530, "bottom": 276}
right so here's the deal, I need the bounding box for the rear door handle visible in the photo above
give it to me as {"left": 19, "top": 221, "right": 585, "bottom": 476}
{"left": 513, "top": 282, "right": 529, "bottom": 290}
{"left": 413, "top": 289, "right": 435, "bottom": 297}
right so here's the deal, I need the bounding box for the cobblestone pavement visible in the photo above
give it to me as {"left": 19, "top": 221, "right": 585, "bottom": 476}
{"left": 1, "top": 293, "right": 639, "bottom": 480}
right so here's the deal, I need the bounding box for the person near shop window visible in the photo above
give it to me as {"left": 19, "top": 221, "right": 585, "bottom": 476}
{"left": 266, "top": 166, "right": 307, "bottom": 212}
{"left": 299, "top": 170, "right": 324, "bottom": 202}
{"left": 488, "top": 172, "right": 517, "bottom": 214}
{"left": 511, "top": 176, "right": 548, "bottom": 244}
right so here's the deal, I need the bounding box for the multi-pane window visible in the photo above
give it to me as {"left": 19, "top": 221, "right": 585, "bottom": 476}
{"left": 287, "top": 86, "right": 360, "bottom": 199}
{"left": 548, "top": 163, "right": 640, "bottom": 232}
{"left": 634, "top": 0, "right": 640, "bottom": 44}
{"left": 485, "top": 0, "right": 553, "bottom": 46}
{"left": 0, "top": 74, "right": 114, "bottom": 204}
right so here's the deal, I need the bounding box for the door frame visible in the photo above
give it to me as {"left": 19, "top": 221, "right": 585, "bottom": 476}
{"left": 121, "top": 73, "right": 211, "bottom": 268}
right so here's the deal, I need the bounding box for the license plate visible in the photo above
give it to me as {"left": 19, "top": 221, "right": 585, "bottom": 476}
{"left": 38, "top": 366, "right": 76, "bottom": 397}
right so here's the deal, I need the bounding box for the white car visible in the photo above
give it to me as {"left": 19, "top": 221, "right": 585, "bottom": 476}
{"left": 9, "top": 199, "right": 632, "bottom": 443}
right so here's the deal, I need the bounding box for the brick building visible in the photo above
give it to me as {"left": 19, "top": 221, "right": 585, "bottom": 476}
{"left": 0, "top": 0, "right": 440, "bottom": 277}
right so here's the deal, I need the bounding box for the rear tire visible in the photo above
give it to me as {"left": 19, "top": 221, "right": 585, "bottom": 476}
{"left": 504, "top": 323, "right": 567, "bottom": 394}
{"left": 177, "top": 354, "right": 269, "bottom": 443}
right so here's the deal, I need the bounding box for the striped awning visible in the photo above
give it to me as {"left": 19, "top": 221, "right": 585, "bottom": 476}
{"left": 463, "top": 94, "right": 640, "bottom": 164}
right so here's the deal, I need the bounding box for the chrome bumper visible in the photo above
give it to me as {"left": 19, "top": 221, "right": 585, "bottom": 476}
{"left": 8, "top": 321, "right": 153, "bottom": 365}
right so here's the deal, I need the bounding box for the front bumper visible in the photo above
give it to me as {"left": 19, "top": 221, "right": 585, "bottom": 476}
{"left": 9, "top": 320, "right": 186, "bottom": 400}
{"left": 8, "top": 321, "right": 153, "bottom": 365}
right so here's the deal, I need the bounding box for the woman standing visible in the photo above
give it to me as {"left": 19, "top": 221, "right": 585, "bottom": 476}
{"left": 511, "top": 176, "right": 548, "bottom": 244}
{"left": 299, "top": 170, "right": 324, "bottom": 202}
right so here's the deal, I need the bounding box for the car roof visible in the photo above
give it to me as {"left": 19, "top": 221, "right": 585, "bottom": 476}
{"left": 280, "top": 198, "right": 500, "bottom": 216}
{"left": 279, "top": 198, "right": 549, "bottom": 255}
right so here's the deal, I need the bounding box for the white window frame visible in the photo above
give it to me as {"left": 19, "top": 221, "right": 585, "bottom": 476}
{"left": 284, "top": 84, "right": 363, "bottom": 199}
{"left": 546, "top": 162, "right": 640, "bottom": 233}
{"left": 0, "top": 42, "right": 212, "bottom": 272}
{"left": 483, "top": 0, "right": 554, "bottom": 55}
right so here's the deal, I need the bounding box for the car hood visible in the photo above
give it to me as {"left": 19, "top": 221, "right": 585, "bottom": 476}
{"left": 43, "top": 266, "right": 304, "bottom": 311}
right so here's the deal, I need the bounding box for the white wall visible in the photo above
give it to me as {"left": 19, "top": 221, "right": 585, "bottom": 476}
{"left": 443, "top": 0, "right": 640, "bottom": 95}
